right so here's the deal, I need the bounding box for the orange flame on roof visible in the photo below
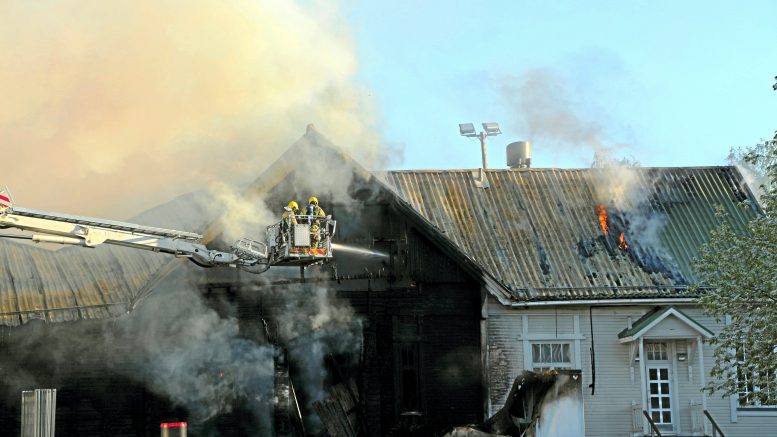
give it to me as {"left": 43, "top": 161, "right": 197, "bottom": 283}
{"left": 597, "top": 204, "right": 629, "bottom": 250}
{"left": 618, "top": 232, "right": 629, "bottom": 250}
{"left": 597, "top": 204, "right": 609, "bottom": 235}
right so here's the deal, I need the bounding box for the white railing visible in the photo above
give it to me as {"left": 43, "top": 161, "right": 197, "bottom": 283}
{"left": 690, "top": 399, "right": 704, "bottom": 435}
{"left": 631, "top": 401, "right": 643, "bottom": 436}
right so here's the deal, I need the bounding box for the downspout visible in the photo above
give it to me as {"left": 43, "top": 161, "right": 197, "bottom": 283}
{"left": 589, "top": 306, "right": 596, "bottom": 395}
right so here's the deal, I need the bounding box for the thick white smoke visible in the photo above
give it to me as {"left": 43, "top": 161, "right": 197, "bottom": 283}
{"left": 0, "top": 0, "right": 386, "bottom": 219}
{"left": 275, "top": 284, "right": 363, "bottom": 428}
{"left": 120, "top": 281, "right": 275, "bottom": 424}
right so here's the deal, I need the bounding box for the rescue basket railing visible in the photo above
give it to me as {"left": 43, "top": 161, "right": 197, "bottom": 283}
{"left": 267, "top": 215, "right": 336, "bottom": 265}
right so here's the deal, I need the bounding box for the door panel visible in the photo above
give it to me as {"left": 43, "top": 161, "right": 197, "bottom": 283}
{"left": 647, "top": 366, "right": 673, "bottom": 433}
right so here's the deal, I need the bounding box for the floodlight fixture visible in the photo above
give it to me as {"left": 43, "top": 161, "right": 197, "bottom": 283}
{"left": 459, "top": 123, "right": 477, "bottom": 137}
{"left": 459, "top": 120, "right": 503, "bottom": 173}
{"left": 482, "top": 122, "right": 501, "bottom": 136}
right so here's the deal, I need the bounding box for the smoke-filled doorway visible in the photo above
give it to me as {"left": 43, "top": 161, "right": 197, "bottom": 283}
{"left": 446, "top": 370, "right": 584, "bottom": 437}
{"left": 502, "top": 370, "right": 584, "bottom": 437}
{"left": 532, "top": 371, "right": 584, "bottom": 437}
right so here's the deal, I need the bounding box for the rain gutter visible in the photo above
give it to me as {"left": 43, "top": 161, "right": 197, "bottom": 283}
{"left": 510, "top": 297, "right": 698, "bottom": 308}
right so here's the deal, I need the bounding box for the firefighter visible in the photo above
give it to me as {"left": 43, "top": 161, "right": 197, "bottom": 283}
{"left": 306, "top": 197, "right": 326, "bottom": 218}
{"left": 306, "top": 197, "right": 326, "bottom": 248}
{"left": 280, "top": 201, "right": 299, "bottom": 242}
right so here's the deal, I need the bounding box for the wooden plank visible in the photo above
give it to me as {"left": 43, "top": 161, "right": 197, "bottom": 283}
{"left": 314, "top": 383, "right": 359, "bottom": 437}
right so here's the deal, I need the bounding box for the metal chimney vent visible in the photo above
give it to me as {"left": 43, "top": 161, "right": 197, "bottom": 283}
{"left": 507, "top": 141, "right": 531, "bottom": 168}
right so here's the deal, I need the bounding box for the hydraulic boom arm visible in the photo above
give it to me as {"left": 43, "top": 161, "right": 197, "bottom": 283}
{"left": 0, "top": 193, "right": 267, "bottom": 269}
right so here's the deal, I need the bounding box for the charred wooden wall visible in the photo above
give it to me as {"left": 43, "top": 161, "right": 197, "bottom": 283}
{"left": 335, "top": 203, "right": 483, "bottom": 436}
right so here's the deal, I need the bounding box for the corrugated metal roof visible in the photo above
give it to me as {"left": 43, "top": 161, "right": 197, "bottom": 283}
{"left": 384, "top": 166, "right": 759, "bottom": 302}
{"left": 0, "top": 240, "right": 177, "bottom": 326}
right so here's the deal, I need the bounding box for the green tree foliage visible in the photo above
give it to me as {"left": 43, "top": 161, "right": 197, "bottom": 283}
{"left": 695, "top": 134, "right": 777, "bottom": 405}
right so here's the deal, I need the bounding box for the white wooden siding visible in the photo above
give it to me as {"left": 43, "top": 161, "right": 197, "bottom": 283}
{"left": 526, "top": 314, "right": 574, "bottom": 335}
{"left": 579, "top": 307, "right": 642, "bottom": 436}
{"left": 487, "top": 314, "right": 523, "bottom": 416}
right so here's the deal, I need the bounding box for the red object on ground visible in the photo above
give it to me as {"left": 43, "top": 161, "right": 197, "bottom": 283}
{"left": 160, "top": 422, "right": 188, "bottom": 428}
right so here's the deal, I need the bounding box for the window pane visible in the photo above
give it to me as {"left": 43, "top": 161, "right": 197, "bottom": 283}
{"left": 650, "top": 383, "right": 658, "bottom": 394}
{"left": 664, "top": 396, "right": 670, "bottom": 409}
{"left": 646, "top": 342, "right": 669, "bottom": 360}
{"left": 660, "top": 369, "right": 668, "bottom": 379}
{"left": 552, "top": 344, "right": 561, "bottom": 362}
{"left": 649, "top": 369, "right": 657, "bottom": 380}
{"left": 661, "top": 383, "right": 669, "bottom": 394}
{"left": 662, "top": 412, "right": 671, "bottom": 423}
{"left": 401, "top": 369, "right": 418, "bottom": 410}
{"left": 531, "top": 342, "right": 574, "bottom": 368}
{"left": 651, "top": 411, "right": 660, "bottom": 422}
{"left": 651, "top": 397, "right": 659, "bottom": 408}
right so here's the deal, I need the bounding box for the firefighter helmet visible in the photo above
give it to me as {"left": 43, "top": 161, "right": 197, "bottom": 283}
{"left": 308, "top": 196, "right": 319, "bottom": 205}
{"left": 288, "top": 201, "right": 299, "bottom": 211}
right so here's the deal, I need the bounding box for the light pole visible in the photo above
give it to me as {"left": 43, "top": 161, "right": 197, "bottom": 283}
{"left": 459, "top": 122, "right": 502, "bottom": 169}
{"left": 459, "top": 122, "right": 501, "bottom": 187}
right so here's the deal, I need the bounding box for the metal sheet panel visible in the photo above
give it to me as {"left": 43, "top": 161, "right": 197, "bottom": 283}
{"left": 293, "top": 224, "right": 310, "bottom": 246}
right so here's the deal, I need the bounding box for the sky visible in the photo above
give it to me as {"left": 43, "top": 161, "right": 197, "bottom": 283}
{"left": 347, "top": 1, "right": 777, "bottom": 170}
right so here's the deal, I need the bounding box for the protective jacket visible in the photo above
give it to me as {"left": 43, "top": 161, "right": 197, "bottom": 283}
{"left": 306, "top": 204, "right": 325, "bottom": 218}
{"left": 281, "top": 208, "right": 297, "bottom": 225}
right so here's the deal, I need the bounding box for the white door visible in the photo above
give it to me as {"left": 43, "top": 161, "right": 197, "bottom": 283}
{"left": 647, "top": 365, "right": 674, "bottom": 433}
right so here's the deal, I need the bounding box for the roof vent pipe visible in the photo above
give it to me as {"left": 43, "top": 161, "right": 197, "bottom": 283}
{"left": 507, "top": 141, "right": 531, "bottom": 168}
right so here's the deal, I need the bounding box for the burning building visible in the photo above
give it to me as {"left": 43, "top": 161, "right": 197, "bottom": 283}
{"left": 0, "top": 127, "right": 774, "bottom": 436}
